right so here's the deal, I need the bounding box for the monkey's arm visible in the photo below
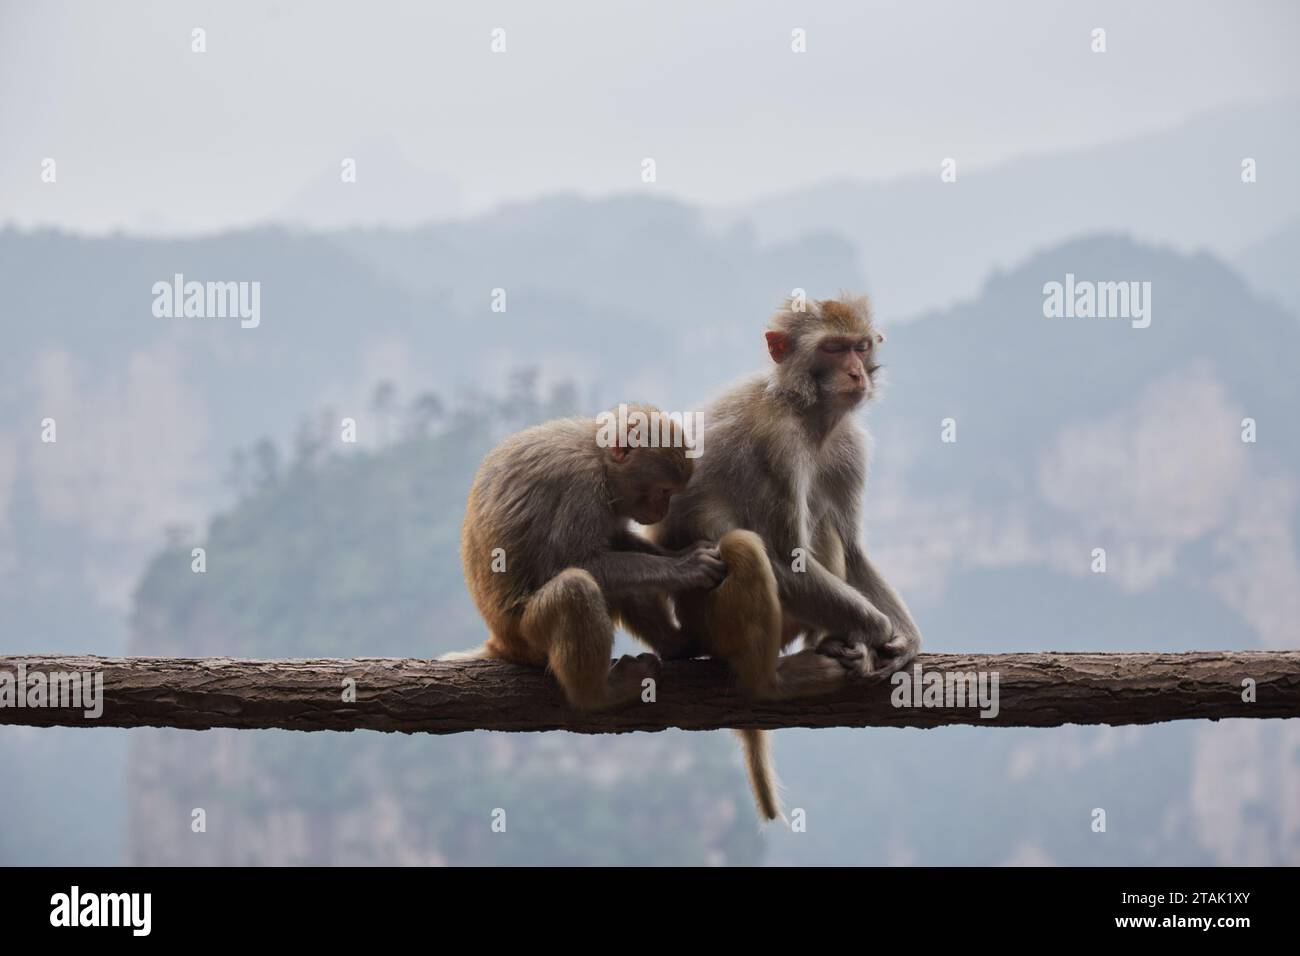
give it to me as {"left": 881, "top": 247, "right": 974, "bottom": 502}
{"left": 761, "top": 507, "right": 885, "bottom": 638}
{"left": 813, "top": 480, "right": 921, "bottom": 671}
{"left": 772, "top": 554, "right": 888, "bottom": 636}
{"left": 843, "top": 543, "right": 922, "bottom": 650}
{"left": 609, "top": 533, "right": 714, "bottom": 657}
{"left": 579, "top": 549, "right": 724, "bottom": 599}
{"left": 831, "top": 474, "right": 922, "bottom": 646}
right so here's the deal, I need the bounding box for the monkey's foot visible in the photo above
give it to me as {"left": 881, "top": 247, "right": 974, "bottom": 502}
{"left": 872, "top": 633, "right": 920, "bottom": 676}
{"left": 816, "top": 633, "right": 915, "bottom": 678}
{"left": 816, "top": 639, "right": 868, "bottom": 676}
{"left": 606, "top": 653, "right": 661, "bottom": 705}
{"left": 772, "top": 648, "right": 848, "bottom": 698}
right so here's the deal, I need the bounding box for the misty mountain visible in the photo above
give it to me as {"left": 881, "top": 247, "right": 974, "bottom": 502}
{"left": 726, "top": 98, "right": 1300, "bottom": 319}
{"left": 1233, "top": 216, "right": 1300, "bottom": 319}
{"left": 857, "top": 234, "right": 1300, "bottom": 654}
{"left": 332, "top": 194, "right": 864, "bottom": 405}
{"left": 276, "top": 137, "right": 462, "bottom": 230}
{"left": 3, "top": 207, "right": 1296, "bottom": 865}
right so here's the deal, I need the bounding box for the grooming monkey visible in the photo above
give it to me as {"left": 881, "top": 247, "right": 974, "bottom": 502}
{"left": 635, "top": 294, "right": 924, "bottom": 820}
{"left": 446, "top": 405, "right": 724, "bottom": 709}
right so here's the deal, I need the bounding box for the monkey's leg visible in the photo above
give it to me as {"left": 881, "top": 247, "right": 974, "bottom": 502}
{"left": 682, "top": 530, "right": 783, "bottom": 696}
{"left": 679, "top": 531, "right": 843, "bottom": 823}
{"left": 678, "top": 530, "right": 789, "bottom": 822}
{"left": 677, "top": 530, "right": 845, "bottom": 699}
{"left": 521, "top": 568, "right": 658, "bottom": 710}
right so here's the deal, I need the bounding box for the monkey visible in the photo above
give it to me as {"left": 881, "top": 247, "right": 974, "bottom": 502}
{"left": 444, "top": 404, "right": 726, "bottom": 711}
{"left": 636, "top": 293, "right": 924, "bottom": 820}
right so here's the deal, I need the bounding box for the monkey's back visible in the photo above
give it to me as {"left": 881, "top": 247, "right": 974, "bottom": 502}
{"left": 460, "top": 417, "right": 611, "bottom": 630}
{"left": 655, "top": 376, "right": 773, "bottom": 546}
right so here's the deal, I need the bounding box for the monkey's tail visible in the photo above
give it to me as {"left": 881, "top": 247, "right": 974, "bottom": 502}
{"left": 735, "top": 728, "right": 783, "bottom": 823}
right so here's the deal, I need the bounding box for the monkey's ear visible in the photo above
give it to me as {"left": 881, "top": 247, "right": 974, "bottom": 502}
{"left": 608, "top": 445, "right": 630, "bottom": 464}
{"left": 765, "top": 331, "right": 789, "bottom": 364}
{"left": 874, "top": 330, "right": 886, "bottom": 345}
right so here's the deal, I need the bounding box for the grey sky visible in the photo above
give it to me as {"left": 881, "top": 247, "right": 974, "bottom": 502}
{"left": 2, "top": 0, "right": 1297, "bottom": 234}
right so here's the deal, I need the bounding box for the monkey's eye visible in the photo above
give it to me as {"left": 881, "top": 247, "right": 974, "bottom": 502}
{"left": 854, "top": 342, "right": 871, "bottom": 353}
{"left": 820, "top": 342, "right": 848, "bottom": 354}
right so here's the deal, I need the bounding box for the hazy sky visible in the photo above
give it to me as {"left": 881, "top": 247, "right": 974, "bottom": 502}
{"left": 2, "top": 0, "right": 1298, "bottom": 233}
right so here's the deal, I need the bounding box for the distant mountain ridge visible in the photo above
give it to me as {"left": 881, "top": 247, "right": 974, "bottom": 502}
{"left": 725, "top": 98, "right": 1300, "bottom": 318}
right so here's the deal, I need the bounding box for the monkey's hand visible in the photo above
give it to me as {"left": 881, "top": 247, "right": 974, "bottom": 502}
{"left": 817, "top": 616, "right": 919, "bottom": 678}
{"left": 670, "top": 545, "right": 727, "bottom": 591}
{"left": 872, "top": 630, "right": 920, "bottom": 676}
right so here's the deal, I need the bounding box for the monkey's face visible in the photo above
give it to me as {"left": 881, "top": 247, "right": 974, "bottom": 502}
{"left": 810, "top": 333, "right": 881, "bottom": 407}
{"left": 766, "top": 317, "right": 886, "bottom": 411}
{"left": 606, "top": 447, "right": 691, "bottom": 525}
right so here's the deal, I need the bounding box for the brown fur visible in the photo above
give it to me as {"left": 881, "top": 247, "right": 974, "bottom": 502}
{"left": 450, "top": 405, "right": 724, "bottom": 710}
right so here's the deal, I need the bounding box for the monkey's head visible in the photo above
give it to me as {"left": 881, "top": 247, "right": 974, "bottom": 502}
{"left": 765, "top": 294, "right": 885, "bottom": 411}
{"left": 600, "top": 403, "right": 695, "bottom": 525}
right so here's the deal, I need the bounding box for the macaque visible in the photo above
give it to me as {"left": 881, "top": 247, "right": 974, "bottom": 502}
{"left": 642, "top": 294, "right": 923, "bottom": 820}
{"left": 445, "top": 405, "right": 724, "bottom": 710}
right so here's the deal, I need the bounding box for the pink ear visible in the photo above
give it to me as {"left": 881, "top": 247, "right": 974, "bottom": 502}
{"left": 875, "top": 330, "right": 886, "bottom": 345}
{"left": 609, "top": 446, "right": 629, "bottom": 463}
{"left": 765, "top": 331, "right": 789, "bottom": 363}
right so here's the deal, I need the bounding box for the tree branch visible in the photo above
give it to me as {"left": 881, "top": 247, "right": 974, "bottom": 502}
{"left": 1, "top": 652, "right": 1297, "bottom": 734}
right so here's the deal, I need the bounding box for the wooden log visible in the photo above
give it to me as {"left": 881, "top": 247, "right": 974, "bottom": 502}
{"left": 2, "top": 651, "right": 1297, "bottom": 734}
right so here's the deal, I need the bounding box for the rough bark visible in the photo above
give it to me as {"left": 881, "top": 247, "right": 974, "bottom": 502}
{"left": 1, "top": 652, "right": 1296, "bottom": 734}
